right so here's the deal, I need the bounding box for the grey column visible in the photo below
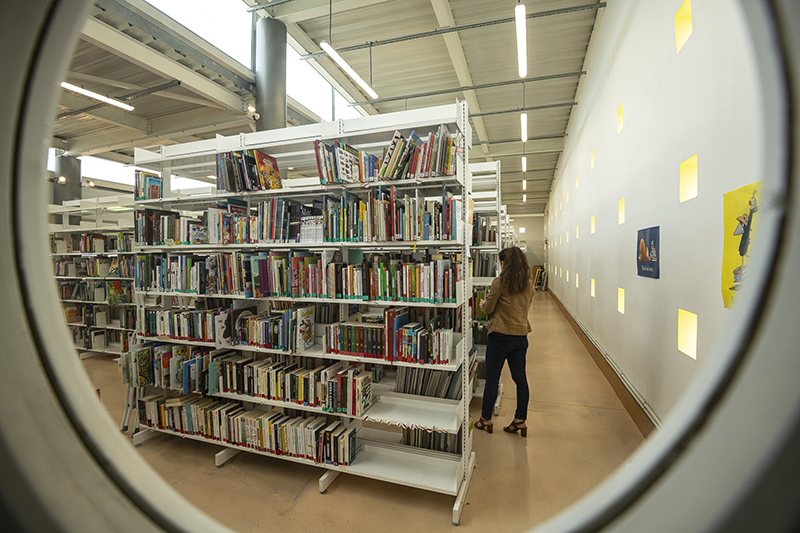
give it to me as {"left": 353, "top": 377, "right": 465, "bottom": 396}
{"left": 254, "top": 16, "right": 287, "bottom": 131}
{"left": 53, "top": 154, "right": 81, "bottom": 225}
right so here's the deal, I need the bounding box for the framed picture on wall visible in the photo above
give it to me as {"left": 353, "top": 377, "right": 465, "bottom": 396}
{"left": 637, "top": 226, "right": 660, "bottom": 279}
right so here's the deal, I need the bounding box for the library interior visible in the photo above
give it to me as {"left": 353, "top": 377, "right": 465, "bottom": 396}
{"left": 1, "top": 0, "right": 800, "bottom": 531}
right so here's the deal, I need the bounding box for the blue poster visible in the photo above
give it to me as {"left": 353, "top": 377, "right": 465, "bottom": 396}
{"left": 637, "top": 226, "right": 660, "bottom": 279}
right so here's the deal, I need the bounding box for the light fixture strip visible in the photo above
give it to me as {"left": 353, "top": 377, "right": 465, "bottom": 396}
{"left": 60, "top": 82, "right": 134, "bottom": 111}
{"left": 515, "top": 2, "right": 527, "bottom": 78}
{"left": 520, "top": 112, "right": 528, "bottom": 142}
{"left": 523, "top": 179, "right": 527, "bottom": 190}
{"left": 320, "top": 41, "right": 378, "bottom": 99}
{"left": 523, "top": 193, "right": 527, "bottom": 203}
{"left": 521, "top": 155, "right": 527, "bottom": 172}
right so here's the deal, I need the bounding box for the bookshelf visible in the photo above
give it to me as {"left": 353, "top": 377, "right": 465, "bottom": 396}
{"left": 125, "top": 103, "right": 476, "bottom": 525}
{"left": 50, "top": 195, "right": 137, "bottom": 358}
{"left": 467, "top": 162, "right": 504, "bottom": 415}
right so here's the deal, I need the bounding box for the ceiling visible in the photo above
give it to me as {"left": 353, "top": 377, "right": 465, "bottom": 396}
{"left": 54, "top": 0, "right": 601, "bottom": 209}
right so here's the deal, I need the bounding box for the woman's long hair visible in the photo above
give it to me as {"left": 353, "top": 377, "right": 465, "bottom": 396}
{"left": 499, "top": 246, "right": 531, "bottom": 294}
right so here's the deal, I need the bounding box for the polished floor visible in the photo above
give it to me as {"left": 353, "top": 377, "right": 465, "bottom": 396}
{"left": 82, "top": 292, "right": 644, "bottom": 532}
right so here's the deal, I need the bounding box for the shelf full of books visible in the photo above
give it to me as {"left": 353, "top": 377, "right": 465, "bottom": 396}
{"left": 127, "top": 102, "right": 477, "bottom": 524}
{"left": 467, "top": 162, "right": 503, "bottom": 414}
{"left": 51, "top": 201, "right": 137, "bottom": 356}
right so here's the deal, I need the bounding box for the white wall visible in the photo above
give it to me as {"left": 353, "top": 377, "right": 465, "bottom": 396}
{"left": 513, "top": 216, "right": 545, "bottom": 267}
{"left": 545, "top": 1, "right": 764, "bottom": 418}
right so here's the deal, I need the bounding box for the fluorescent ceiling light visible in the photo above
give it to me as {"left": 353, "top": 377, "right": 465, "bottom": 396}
{"left": 522, "top": 179, "right": 527, "bottom": 190}
{"left": 60, "top": 81, "right": 134, "bottom": 111}
{"left": 523, "top": 193, "right": 527, "bottom": 203}
{"left": 521, "top": 156, "right": 527, "bottom": 172}
{"left": 320, "top": 41, "right": 378, "bottom": 99}
{"left": 520, "top": 113, "right": 528, "bottom": 142}
{"left": 515, "top": 3, "right": 527, "bottom": 78}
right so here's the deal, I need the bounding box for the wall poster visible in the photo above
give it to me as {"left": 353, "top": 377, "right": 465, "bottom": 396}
{"left": 722, "top": 182, "right": 761, "bottom": 308}
{"left": 637, "top": 226, "right": 660, "bottom": 279}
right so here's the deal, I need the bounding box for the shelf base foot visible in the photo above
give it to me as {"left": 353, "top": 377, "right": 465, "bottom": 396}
{"left": 319, "top": 470, "right": 340, "bottom": 494}
{"left": 452, "top": 451, "right": 476, "bottom": 526}
{"left": 132, "top": 429, "right": 158, "bottom": 447}
{"left": 215, "top": 447, "right": 240, "bottom": 467}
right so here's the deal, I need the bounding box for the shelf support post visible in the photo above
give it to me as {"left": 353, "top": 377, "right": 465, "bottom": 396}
{"left": 215, "top": 448, "right": 241, "bottom": 467}
{"left": 318, "top": 470, "right": 340, "bottom": 493}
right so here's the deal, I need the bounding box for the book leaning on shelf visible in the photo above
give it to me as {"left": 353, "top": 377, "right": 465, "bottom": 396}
{"left": 215, "top": 150, "right": 281, "bottom": 192}
{"left": 135, "top": 392, "right": 358, "bottom": 466}
{"left": 134, "top": 250, "right": 462, "bottom": 304}
{"left": 135, "top": 170, "right": 163, "bottom": 201}
{"left": 313, "top": 125, "right": 458, "bottom": 184}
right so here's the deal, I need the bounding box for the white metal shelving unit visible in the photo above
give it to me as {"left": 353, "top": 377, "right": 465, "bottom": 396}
{"left": 50, "top": 195, "right": 136, "bottom": 358}
{"left": 467, "top": 162, "right": 504, "bottom": 416}
{"left": 127, "top": 103, "right": 476, "bottom": 525}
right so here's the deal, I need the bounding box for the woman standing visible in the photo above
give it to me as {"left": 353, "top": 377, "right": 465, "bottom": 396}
{"left": 474, "top": 246, "right": 534, "bottom": 436}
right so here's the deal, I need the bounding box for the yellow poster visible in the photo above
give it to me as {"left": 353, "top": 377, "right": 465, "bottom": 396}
{"left": 722, "top": 182, "right": 761, "bottom": 308}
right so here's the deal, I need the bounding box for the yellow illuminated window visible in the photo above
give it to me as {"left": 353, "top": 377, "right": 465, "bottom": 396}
{"left": 591, "top": 215, "right": 596, "bottom": 234}
{"left": 560, "top": 235, "right": 562, "bottom": 245}
{"left": 618, "top": 198, "right": 626, "bottom": 225}
{"left": 576, "top": 174, "right": 579, "bottom": 189}
{"left": 591, "top": 150, "right": 595, "bottom": 169}
{"left": 591, "top": 278, "right": 596, "bottom": 297}
{"left": 678, "top": 309, "right": 698, "bottom": 359}
{"left": 567, "top": 270, "right": 569, "bottom": 282}
{"left": 675, "top": 0, "right": 693, "bottom": 53}
{"left": 617, "top": 103, "right": 623, "bottom": 132}
{"left": 576, "top": 225, "right": 579, "bottom": 239}
{"left": 576, "top": 273, "right": 579, "bottom": 288}
{"left": 567, "top": 191, "right": 569, "bottom": 203}
{"left": 617, "top": 287, "right": 625, "bottom": 314}
{"left": 679, "top": 154, "right": 698, "bottom": 202}
{"left": 567, "top": 231, "right": 569, "bottom": 243}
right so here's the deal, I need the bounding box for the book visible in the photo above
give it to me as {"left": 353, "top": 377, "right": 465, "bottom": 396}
{"left": 296, "top": 306, "right": 315, "bottom": 352}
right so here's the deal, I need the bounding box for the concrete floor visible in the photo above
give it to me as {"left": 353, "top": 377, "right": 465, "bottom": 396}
{"left": 81, "top": 291, "right": 644, "bottom": 532}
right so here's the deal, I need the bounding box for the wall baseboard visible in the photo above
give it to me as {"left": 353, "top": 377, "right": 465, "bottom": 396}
{"left": 547, "top": 290, "right": 657, "bottom": 438}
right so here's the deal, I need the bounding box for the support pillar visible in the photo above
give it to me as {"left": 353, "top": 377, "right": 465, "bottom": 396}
{"left": 254, "top": 17, "right": 287, "bottom": 131}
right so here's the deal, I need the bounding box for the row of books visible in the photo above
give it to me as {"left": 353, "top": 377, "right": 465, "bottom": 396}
{"left": 123, "top": 344, "right": 379, "bottom": 417}
{"left": 313, "top": 126, "right": 457, "bottom": 184}
{"left": 215, "top": 150, "right": 281, "bottom": 193}
{"left": 135, "top": 170, "right": 163, "bottom": 200}
{"left": 473, "top": 323, "right": 488, "bottom": 345}
{"left": 472, "top": 214, "right": 497, "bottom": 246}
{"left": 53, "top": 232, "right": 134, "bottom": 255}
{"left": 471, "top": 289, "right": 488, "bottom": 321}
{"left": 136, "top": 305, "right": 316, "bottom": 352}
{"left": 402, "top": 426, "right": 462, "bottom": 454}
{"left": 321, "top": 187, "right": 460, "bottom": 243}
{"left": 394, "top": 350, "right": 477, "bottom": 400}
{"left": 472, "top": 250, "right": 498, "bottom": 277}
{"left": 134, "top": 250, "right": 462, "bottom": 304}
{"left": 136, "top": 393, "right": 357, "bottom": 466}
{"left": 58, "top": 280, "right": 133, "bottom": 305}
{"left": 323, "top": 310, "right": 455, "bottom": 365}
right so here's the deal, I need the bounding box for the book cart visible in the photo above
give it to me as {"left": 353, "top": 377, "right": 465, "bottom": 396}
{"left": 468, "top": 162, "right": 503, "bottom": 415}
{"left": 50, "top": 196, "right": 137, "bottom": 358}
{"left": 125, "top": 103, "right": 477, "bottom": 525}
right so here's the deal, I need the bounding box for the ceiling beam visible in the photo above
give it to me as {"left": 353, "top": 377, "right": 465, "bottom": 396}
{"left": 430, "top": 0, "right": 491, "bottom": 158}
{"left": 99, "top": 0, "right": 255, "bottom": 90}
{"left": 252, "top": 0, "right": 391, "bottom": 24}
{"left": 80, "top": 17, "right": 248, "bottom": 113}
{"left": 64, "top": 108, "right": 255, "bottom": 157}
{"left": 470, "top": 138, "right": 565, "bottom": 158}
{"left": 57, "top": 91, "right": 151, "bottom": 132}
{"left": 350, "top": 71, "right": 585, "bottom": 106}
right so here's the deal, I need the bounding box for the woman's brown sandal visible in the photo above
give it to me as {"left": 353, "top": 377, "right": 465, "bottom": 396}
{"left": 475, "top": 417, "right": 493, "bottom": 434}
{"left": 504, "top": 419, "right": 527, "bottom": 437}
